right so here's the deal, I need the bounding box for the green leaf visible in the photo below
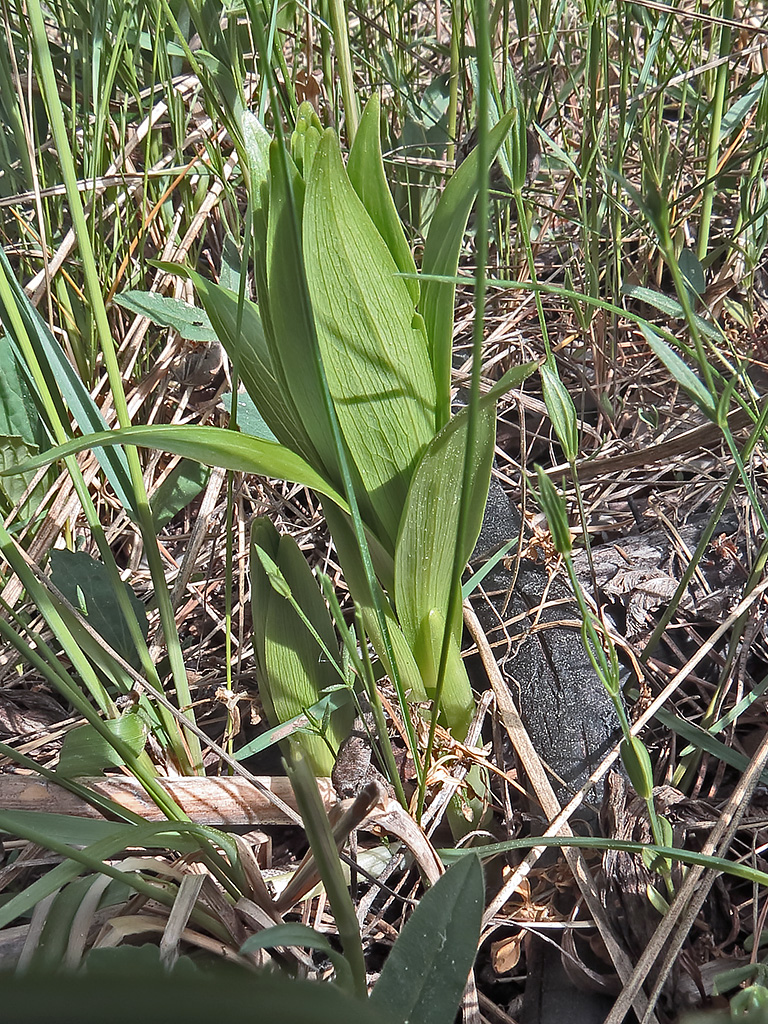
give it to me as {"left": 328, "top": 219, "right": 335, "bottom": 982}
{"left": 187, "top": 272, "right": 318, "bottom": 464}
{"left": 113, "top": 292, "right": 218, "bottom": 343}
{"left": 322, "top": 500, "right": 428, "bottom": 706}
{"left": 239, "top": 921, "right": 353, "bottom": 989}
{"left": 677, "top": 247, "right": 705, "bottom": 300}
{"left": 229, "top": 390, "right": 278, "bottom": 442}
{"left": 232, "top": 688, "right": 354, "bottom": 760}
{"left": 0, "top": 247, "right": 136, "bottom": 517}
{"left": 370, "top": 853, "right": 484, "bottom": 1024}
{"left": 621, "top": 283, "right": 722, "bottom": 342}
{"left": 540, "top": 359, "right": 578, "bottom": 462}
{"left": 49, "top": 549, "right": 149, "bottom": 668}
{"left": 241, "top": 922, "right": 335, "bottom": 956}
{"left": 0, "top": 333, "right": 48, "bottom": 449}
{"left": 0, "top": 434, "right": 48, "bottom": 515}
{"left": 241, "top": 110, "right": 271, "bottom": 201}
{"left": 304, "top": 129, "right": 437, "bottom": 549}
{"left": 421, "top": 111, "right": 515, "bottom": 428}
{"left": 0, "top": 424, "right": 349, "bottom": 513}
{"left": 250, "top": 519, "right": 354, "bottom": 775}
{"left": 24, "top": 875, "right": 102, "bottom": 972}
{"left": 620, "top": 736, "right": 654, "bottom": 800}
{"left": 534, "top": 468, "right": 572, "bottom": 555}
{"left": 291, "top": 102, "right": 324, "bottom": 177}
{"left": 394, "top": 400, "right": 497, "bottom": 736}
{"left": 57, "top": 715, "right": 148, "bottom": 777}
{"left": 265, "top": 140, "right": 342, "bottom": 487}
{"left": 151, "top": 459, "right": 210, "bottom": 530}
{"left": 640, "top": 323, "right": 716, "bottom": 415}
{"left": 285, "top": 749, "right": 367, "bottom": 998}
{"left": 0, "top": 814, "right": 243, "bottom": 930}
{"left": 348, "top": 94, "right": 419, "bottom": 306}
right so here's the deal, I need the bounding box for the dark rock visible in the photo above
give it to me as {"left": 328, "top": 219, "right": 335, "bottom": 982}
{"left": 469, "top": 478, "right": 623, "bottom": 805}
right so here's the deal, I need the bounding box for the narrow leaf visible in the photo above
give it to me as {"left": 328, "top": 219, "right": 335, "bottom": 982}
{"left": 0, "top": 248, "right": 136, "bottom": 516}
{"left": 187, "top": 272, "right": 319, "bottom": 464}
{"left": 0, "top": 424, "right": 349, "bottom": 513}
{"left": 421, "top": 112, "right": 515, "bottom": 427}
{"left": 641, "top": 324, "right": 716, "bottom": 414}
{"left": 348, "top": 94, "right": 419, "bottom": 305}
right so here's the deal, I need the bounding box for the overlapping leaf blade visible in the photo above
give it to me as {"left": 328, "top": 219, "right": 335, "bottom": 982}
{"left": 265, "top": 142, "right": 341, "bottom": 487}
{"left": 188, "top": 272, "right": 320, "bottom": 462}
{"left": 250, "top": 519, "right": 354, "bottom": 775}
{"left": 322, "top": 501, "right": 428, "bottom": 706}
{"left": 394, "top": 398, "right": 497, "bottom": 736}
{"left": 304, "top": 130, "right": 436, "bottom": 550}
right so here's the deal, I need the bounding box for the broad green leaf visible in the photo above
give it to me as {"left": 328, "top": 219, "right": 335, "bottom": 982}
{"left": 250, "top": 519, "right": 354, "bottom": 775}
{"left": 150, "top": 458, "right": 210, "bottom": 530}
{"left": 0, "top": 331, "right": 47, "bottom": 449}
{"left": 113, "top": 292, "right": 217, "bottom": 343}
{"left": 421, "top": 111, "right": 515, "bottom": 428}
{"left": 370, "top": 854, "right": 484, "bottom": 1024}
{"left": 0, "top": 424, "right": 349, "bottom": 513}
{"left": 291, "top": 102, "right": 324, "bottom": 177}
{"left": 394, "top": 400, "right": 496, "bottom": 734}
{"left": 0, "top": 969, "right": 389, "bottom": 1024}
{"left": 677, "top": 247, "right": 706, "bottom": 299}
{"left": 49, "top": 549, "right": 149, "bottom": 669}
{"left": 187, "top": 272, "right": 319, "bottom": 464}
{"left": 397, "top": 399, "right": 499, "bottom": 647}
{"left": 57, "top": 715, "right": 148, "bottom": 777}
{"left": 621, "top": 736, "right": 654, "bottom": 801}
{"left": 348, "top": 94, "right": 419, "bottom": 306}
{"left": 219, "top": 234, "right": 243, "bottom": 294}
{"left": 412, "top": 607, "right": 475, "bottom": 739}
{"left": 641, "top": 323, "right": 716, "bottom": 414}
{"left": 265, "top": 139, "right": 342, "bottom": 488}
{"left": 304, "top": 129, "right": 436, "bottom": 550}
{"left": 228, "top": 389, "right": 277, "bottom": 441}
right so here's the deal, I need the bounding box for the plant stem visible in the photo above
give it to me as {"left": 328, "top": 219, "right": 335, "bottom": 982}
{"left": 697, "top": 0, "right": 734, "bottom": 262}
{"left": 327, "top": 0, "right": 360, "bottom": 142}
